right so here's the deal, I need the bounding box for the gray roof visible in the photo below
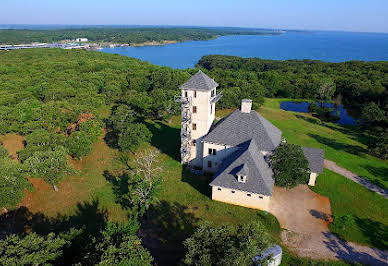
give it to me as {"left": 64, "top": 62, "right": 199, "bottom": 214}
{"left": 180, "top": 70, "right": 219, "bottom": 91}
{"left": 203, "top": 109, "right": 282, "bottom": 151}
{"left": 210, "top": 139, "right": 275, "bottom": 196}
{"left": 237, "top": 163, "right": 249, "bottom": 176}
{"left": 302, "top": 147, "right": 325, "bottom": 174}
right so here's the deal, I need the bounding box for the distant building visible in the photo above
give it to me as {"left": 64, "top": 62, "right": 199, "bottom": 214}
{"left": 76, "top": 38, "right": 88, "bottom": 42}
{"left": 176, "top": 71, "right": 325, "bottom": 210}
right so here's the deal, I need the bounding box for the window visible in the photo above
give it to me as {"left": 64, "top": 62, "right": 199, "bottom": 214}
{"left": 259, "top": 196, "right": 263, "bottom": 199}
{"left": 192, "top": 123, "right": 197, "bottom": 130}
{"left": 210, "top": 104, "right": 213, "bottom": 114}
{"left": 207, "top": 160, "right": 212, "bottom": 168}
{"left": 194, "top": 91, "right": 197, "bottom": 98}
{"left": 238, "top": 175, "right": 246, "bottom": 183}
{"left": 231, "top": 190, "right": 235, "bottom": 194}
{"left": 208, "top": 148, "right": 216, "bottom": 155}
{"left": 247, "top": 193, "right": 251, "bottom": 197}
{"left": 184, "top": 91, "right": 188, "bottom": 98}
{"left": 193, "top": 106, "right": 197, "bottom": 113}
{"left": 217, "top": 188, "right": 221, "bottom": 191}
{"left": 211, "top": 89, "right": 215, "bottom": 97}
{"left": 192, "top": 139, "right": 196, "bottom": 146}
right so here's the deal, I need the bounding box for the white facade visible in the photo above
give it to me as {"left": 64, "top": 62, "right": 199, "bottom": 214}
{"left": 76, "top": 38, "right": 88, "bottom": 42}
{"left": 181, "top": 87, "right": 217, "bottom": 167}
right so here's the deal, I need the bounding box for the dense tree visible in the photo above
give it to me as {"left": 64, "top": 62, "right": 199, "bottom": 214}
{"left": 66, "top": 131, "right": 94, "bottom": 159}
{"left": 118, "top": 123, "right": 152, "bottom": 152}
{"left": 316, "top": 78, "right": 336, "bottom": 106}
{"left": 270, "top": 143, "right": 310, "bottom": 188}
{"left": 0, "top": 27, "right": 280, "bottom": 45}
{"left": 368, "top": 133, "right": 388, "bottom": 160}
{"left": 0, "top": 232, "right": 67, "bottom": 265}
{"left": 0, "top": 158, "right": 32, "bottom": 210}
{"left": 361, "top": 102, "right": 386, "bottom": 126}
{"left": 24, "top": 146, "right": 74, "bottom": 191}
{"left": 184, "top": 222, "right": 271, "bottom": 266}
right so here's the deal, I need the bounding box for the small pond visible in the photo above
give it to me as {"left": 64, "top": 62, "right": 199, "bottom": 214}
{"left": 279, "top": 101, "right": 358, "bottom": 125}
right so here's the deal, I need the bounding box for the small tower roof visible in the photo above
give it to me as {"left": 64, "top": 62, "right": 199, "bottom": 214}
{"left": 236, "top": 163, "right": 249, "bottom": 177}
{"left": 180, "top": 70, "right": 219, "bottom": 91}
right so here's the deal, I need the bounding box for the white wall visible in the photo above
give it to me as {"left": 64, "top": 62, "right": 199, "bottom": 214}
{"left": 211, "top": 186, "right": 271, "bottom": 210}
{"left": 181, "top": 88, "right": 217, "bottom": 167}
{"left": 202, "top": 142, "right": 239, "bottom": 173}
{"left": 308, "top": 172, "right": 318, "bottom": 186}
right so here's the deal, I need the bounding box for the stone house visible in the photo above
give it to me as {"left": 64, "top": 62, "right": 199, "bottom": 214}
{"left": 177, "top": 71, "right": 324, "bottom": 210}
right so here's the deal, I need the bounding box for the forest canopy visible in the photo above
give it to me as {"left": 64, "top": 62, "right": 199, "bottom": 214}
{"left": 0, "top": 27, "right": 281, "bottom": 45}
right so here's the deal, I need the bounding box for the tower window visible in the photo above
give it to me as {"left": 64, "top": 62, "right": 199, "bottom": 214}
{"left": 208, "top": 148, "right": 216, "bottom": 155}
{"left": 193, "top": 106, "right": 197, "bottom": 113}
{"left": 192, "top": 139, "right": 196, "bottom": 146}
{"left": 207, "top": 160, "right": 212, "bottom": 168}
{"left": 192, "top": 123, "right": 197, "bottom": 130}
{"left": 185, "top": 91, "right": 188, "bottom": 98}
{"left": 194, "top": 91, "right": 197, "bottom": 98}
{"left": 210, "top": 104, "right": 213, "bottom": 114}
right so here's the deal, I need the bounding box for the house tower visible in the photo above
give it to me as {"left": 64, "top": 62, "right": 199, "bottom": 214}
{"left": 175, "top": 71, "right": 222, "bottom": 167}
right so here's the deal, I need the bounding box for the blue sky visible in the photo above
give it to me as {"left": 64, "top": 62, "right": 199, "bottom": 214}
{"left": 1, "top": 0, "right": 387, "bottom": 33}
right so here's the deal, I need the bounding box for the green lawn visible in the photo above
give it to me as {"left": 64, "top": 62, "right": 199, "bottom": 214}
{"left": 311, "top": 169, "right": 388, "bottom": 249}
{"left": 260, "top": 98, "right": 388, "bottom": 190}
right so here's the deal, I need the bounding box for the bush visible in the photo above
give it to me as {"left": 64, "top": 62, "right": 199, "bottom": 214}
{"left": 66, "top": 131, "right": 94, "bottom": 159}
{"left": 118, "top": 123, "right": 152, "bottom": 152}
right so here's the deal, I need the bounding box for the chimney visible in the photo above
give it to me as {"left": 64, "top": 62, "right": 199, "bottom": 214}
{"left": 241, "top": 99, "right": 252, "bottom": 113}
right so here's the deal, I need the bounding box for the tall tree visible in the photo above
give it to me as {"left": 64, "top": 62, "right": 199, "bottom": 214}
{"left": 24, "top": 146, "right": 74, "bottom": 191}
{"left": 0, "top": 232, "right": 67, "bottom": 265}
{"left": 270, "top": 143, "right": 310, "bottom": 189}
{"left": 184, "top": 222, "right": 271, "bottom": 266}
{"left": 316, "top": 78, "right": 336, "bottom": 107}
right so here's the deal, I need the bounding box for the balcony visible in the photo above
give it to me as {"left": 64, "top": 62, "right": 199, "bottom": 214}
{"left": 210, "top": 91, "right": 223, "bottom": 104}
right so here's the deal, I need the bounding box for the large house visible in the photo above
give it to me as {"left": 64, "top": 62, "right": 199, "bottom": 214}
{"left": 176, "top": 71, "right": 324, "bottom": 210}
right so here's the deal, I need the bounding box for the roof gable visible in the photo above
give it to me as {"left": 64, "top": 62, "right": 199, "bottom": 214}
{"left": 180, "top": 70, "right": 219, "bottom": 91}
{"left": 210, "top": 139, "right": 275, "bottom": 196}
{"left": 203, "top": 109, "right": 282, "bottom": 151}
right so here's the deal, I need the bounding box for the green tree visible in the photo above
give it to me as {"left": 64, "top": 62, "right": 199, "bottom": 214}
{"left": 270, "top": 143, "right": 310, "bottom": 188}
{"left": 184, "top": 222, "right": 271, "bottom": 266}
{"left": 66, "top": 131, "right": 94, "bottom": 159}
{"left": 0, "top": 143, "right": 8, "bottom": 158}
{"left": 0, "top": 232, "right": 67, "bottom": 265}
{"left": 109, "top": 105, "right": 136, "bottom": 134}
{"left": 24, "top": 146, "right": 74, "bottom": 191}
{"left": 93, "top": 222, "right": 153, "bottom": 266}
{"left": 118, "top": 123, "right": 152, "bottom": 152}
{"left": 316, "top": 78, "right": 336, "bottom": 106}
{"left": 368, "top": 133, "right": 388, "bottom": 160}
{"left": 0, "top": 158, "right": 32, "bottom": 210}
{"left": 361, "top": 102, "right": 386, "bottom": 126}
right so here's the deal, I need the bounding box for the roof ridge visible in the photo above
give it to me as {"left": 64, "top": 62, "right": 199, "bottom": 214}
{"left": 254, "top": 111, "right": 282, "bottom": 148}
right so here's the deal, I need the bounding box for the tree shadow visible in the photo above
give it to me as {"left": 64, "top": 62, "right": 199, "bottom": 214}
{"left": 362, "top": 165, "right": 388, "bottom": 184}
{"left": 141, "top": 200, "right": 199, "bottom": 266}
{"left": 295, "top": 114, "right": 323, "bottom": 125}
{"left": 103, "top": 170, "right": 133, "bottom": 210}
{"left": 145, "top": 121, "right": 180, "bottom": 162}
{"left": 307, "top": 133, "right": 365, "bottom": 156}
{"left": 0, "top": 199, "right": 108, "bottom": 265}
{"left": 309, "top": 209, "right": 332, "bottom": 222}
{"left": 355, "top": 217, "right": 388, "bottom": 250}
{"left": 103, "top": 130, "right": 119, "bottom": 149}
{"left": 181, "top": 167, "right": 212, "bottom": 198}
{"left": 322, "top": 231, "right": 388, "bottom": 265}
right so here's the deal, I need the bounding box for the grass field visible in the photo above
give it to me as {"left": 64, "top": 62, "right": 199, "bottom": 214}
{"left": 311, "top": 169, "right": 388, "bottom": 249}
{"left": 259, "top": 98, "right": 388, "bottom": 190}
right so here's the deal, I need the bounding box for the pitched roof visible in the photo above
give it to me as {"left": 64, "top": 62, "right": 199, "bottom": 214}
{"left": 210, "top": 139, "right": 275, "bottom": 196}
{"left": 237, "top": 163, "right": 249, "bottom": 176}
{"left": 180, "top": 70, "right": 219, "bottom": 91}
{"left": 302, "top": 147, "right": 325, "bottom": 174}
{"left": 203, "top": 109, "right": 282, "bottom": 151}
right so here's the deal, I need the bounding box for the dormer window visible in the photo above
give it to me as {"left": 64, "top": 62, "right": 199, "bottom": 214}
{"left": 238, "top": 175, "right": 247, "bottom": 183}
{"left": 236, "top": 164, "right": 249, "bottom": 183}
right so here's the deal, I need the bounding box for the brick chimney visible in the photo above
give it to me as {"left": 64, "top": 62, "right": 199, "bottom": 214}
{"left": 241, "top": 99, "right": 252, "bottom": 113}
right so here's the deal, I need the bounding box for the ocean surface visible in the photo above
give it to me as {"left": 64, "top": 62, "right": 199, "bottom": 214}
{"left": 100, "top": 31, "right": 388, "bottom": 69}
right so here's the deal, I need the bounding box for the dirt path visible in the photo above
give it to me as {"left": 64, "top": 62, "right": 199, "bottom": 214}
{"left": 282, "top": 230, "right": 388, "bottom": 265}
{"left": 324, "top": 160, "right": 388, "bottom": 199}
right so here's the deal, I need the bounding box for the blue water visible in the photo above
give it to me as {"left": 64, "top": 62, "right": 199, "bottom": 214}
{"left": 279, "top": 101, "right": 358, "bottom": 125}
{"left": 100, "top": 31, "right": 388, "bottom": 69}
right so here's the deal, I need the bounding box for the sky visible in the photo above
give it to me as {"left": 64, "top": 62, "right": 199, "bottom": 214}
{"left": 1, "top": 0, "right": 387, "bottom": 33}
